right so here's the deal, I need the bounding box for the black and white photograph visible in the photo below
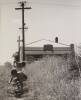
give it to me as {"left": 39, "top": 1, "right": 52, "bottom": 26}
{"left": 0, "top": 0, "right": 81, "bottom": 99}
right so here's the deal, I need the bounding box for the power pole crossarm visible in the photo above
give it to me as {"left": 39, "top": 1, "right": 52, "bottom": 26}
{"left": 15, "top": 7, "right": 32, "bottom": 10}
{"left": 15, "top": 1, "right": 32, "bottom": 61}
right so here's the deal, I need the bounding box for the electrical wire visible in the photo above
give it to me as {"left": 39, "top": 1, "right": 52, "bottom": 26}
{"left": 26, "top": 38, "right": 70, "bottom": 46}
{"left": 0, "top": 2, "right": 16, "bottom": 5}
{"left": 44, "top": 39, "right": 70, "bottom": 46}
{"left": 26, "top": 39, "right": 45, "bottom": 45}
{"left": 29, "top": 1, "right": 81, "bottom": 8}
{"left": 0, "top": 1, "right": 81, "bottom": 8}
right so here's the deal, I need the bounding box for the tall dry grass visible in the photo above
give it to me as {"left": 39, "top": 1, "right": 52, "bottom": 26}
{"left": 25, "top": 56, "right": 80, "bottom": 100}
{"left": 0, "top": 65, "right": 11, "bottom": 99}
{"left": 0, "top": 56, "right": 81, "bottom": 100}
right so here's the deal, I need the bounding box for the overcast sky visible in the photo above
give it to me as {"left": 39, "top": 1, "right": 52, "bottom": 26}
{"left": 0, "top": 0, "right": 81, "bottom": 64}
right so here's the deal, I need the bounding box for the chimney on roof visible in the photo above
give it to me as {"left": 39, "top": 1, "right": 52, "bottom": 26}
{"left": 55, "top": 37, "right": 58, "bottom": 43}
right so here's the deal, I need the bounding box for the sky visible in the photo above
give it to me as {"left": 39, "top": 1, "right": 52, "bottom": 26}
{"left": 0, "top": 0, "right": 81, "bottom": 64}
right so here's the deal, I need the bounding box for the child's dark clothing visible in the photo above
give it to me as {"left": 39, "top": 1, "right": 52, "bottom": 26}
{"left": 17, "top": 72, "right": 27, "bottom": 82}
{"left": 9, "top": 69, "right": 27, "bottom": 84}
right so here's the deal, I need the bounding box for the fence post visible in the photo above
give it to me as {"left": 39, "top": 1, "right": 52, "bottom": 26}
{"left": 70, "top": 44, "right": 77, "bottom": 70}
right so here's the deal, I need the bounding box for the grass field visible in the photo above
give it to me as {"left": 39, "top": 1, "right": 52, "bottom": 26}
{"left": 0, "top": 56, "right": 81, "bottom": 100}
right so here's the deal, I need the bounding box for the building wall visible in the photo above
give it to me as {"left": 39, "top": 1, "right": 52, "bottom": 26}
{"left": 20, "top": 44, "right": 75, "bottom": 64}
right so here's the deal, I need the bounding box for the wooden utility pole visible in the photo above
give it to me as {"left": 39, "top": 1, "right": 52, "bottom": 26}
{"left": 15, "top": 1, "right": 32, "bottom": 61}
{"left": 17, "top": 36, "right": 21, "bottom": 62}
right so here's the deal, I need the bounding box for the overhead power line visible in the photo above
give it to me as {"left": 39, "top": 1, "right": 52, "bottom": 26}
{"left": 0, "top": 2, "right": 16, "bottom": 5}
{"left": 0, "top": 1, "right": 81, "bottom": 8}
{"left": 29, "top": 2, "right": 81, "bottom": 7}
{"left": 26, "top": 39, "right": 45, "bottom": 45}
{"left": 26, "top": 38, "right": 70, "bottom": 46}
